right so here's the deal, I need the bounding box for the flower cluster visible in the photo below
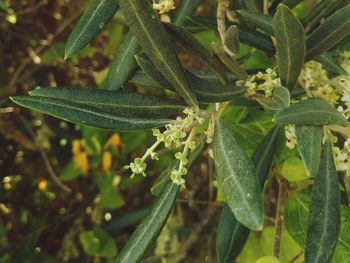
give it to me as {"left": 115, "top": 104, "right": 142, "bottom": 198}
{"left": 152, "top": 0, "right": 176, "bottom": 14}
{"left": 126, "top": 108, "right": 203, "bottom": 185}
{"left": 239, "top": 68, "right": 281, "bottom": 97}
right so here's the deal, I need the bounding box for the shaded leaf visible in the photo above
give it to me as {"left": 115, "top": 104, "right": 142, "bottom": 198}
{"left": 164, "top": 22, "right": 228, "bottom": 84}
{"left": 173, "top": 0, "right": 202, "bottom": 26}
{"left": 104, "top": 32, "right": 140, "bottom": 91}
{"left": 281, "top": 0, "right": 304, "bottom": 9}
{"left": 65, "top": 0, "right": 119, "bottom": 58}
{"left": 225, "top": 25, "right": 240, "bottom": 54}
{"left": 295, "top": 126, "right": 323, "bottom": 177}
{"left": 306, "top": 4, "right": 350, "bottom": 61}
{"left": 114, "top": 181, "right": 179, "bottom": 262}
{"left": 285, "top": 192, "right": 349, "bottom": 263}
{"left": 274, "top": 4, "right": 306, "bottom": 91}
{"left": 305, "top": 140, "right": 340, "bottom": 263}
{"left": 118, "top": 0, "right": 198, "bottom": 108}
{"left": 315, "top": 53, "right": 348, "bottom": 76}
{"left": 274, "top": 98, "right": 349, "bottom": 127}
{"left": 238, "top": 10, "right": 274, "bottom": 36}
{"left": 212, "top": 43, "right": 248, "bottom": 80}
{"left": 213, "top": 118, "right": 263, "bottom": 230}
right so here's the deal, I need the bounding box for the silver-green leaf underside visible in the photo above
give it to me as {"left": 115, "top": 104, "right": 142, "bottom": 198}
{"left": 213, "top": 118, "right": 263, "bottom": 231}
{"left": 118, "top": 0, "right": 198, "bottom": 108}
{"left": 274, "top": 98, "right": 349, "bottom": 127}
{"left": 274, "top": 4, "right": 306, "bottom": 91}
{"left": 65, "top": 0, "right": 119, "bottom": 58}
{"left": 295, "top": 126, "right": 323, "bottom": 177}
{"left": 216, "top": 126, "right": 280, "bottom": 263}
{"left": 11, "top": 88, "right": 184, "bottom": 130}
{"left": 105, "top": 32, "right": 140, "bottom": 91}
{"left": 305, "top": 140, "right": 340, "bottom": 263}
{"left": 305, "top": 4, "right": 350, "bottom": 61}
{"left": 114, "top": 181, "right": 179, "bottom": 263}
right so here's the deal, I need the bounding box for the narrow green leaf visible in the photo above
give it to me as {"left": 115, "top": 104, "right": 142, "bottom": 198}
{"left": 238, "top": 28, "right": 275, "bottom": 53}
{"left": 273, "top": 98, "right": 349, "bottom": 127}
{"left": 118, "top": 0, "right": 198, "bottom": 108}
{"left": 305, "top": 140, "right": 340, "bottom": 263}
{"left": 237, "top": 10, "right": 275, "bottom": 36}
{"left": 105, "top": 32, "right": 140, "bottom": 91}
{"left": 216, "top": 205, "right": 250, "bottom": 263}
{"left": 225, "top": 25, "right": 240, "bottom": 54}
{"left": 305, "top": 4, "right": 350, "bottom": 61}
{"left": 285, "top": 192, "right": 350, "bottom": 263}
{"left": 114, "top": 181, "right": 179, "bottom": 263}
{"left": 281, "top": 0, "right": 303, "bottom": 9}
{"left": 315, "top": 53, "right": 348, "bottom": 76}
{"left": 295, "top": 126, "right": 323, "bottom": 177}
{"left": 213, "top": 118, "right": 263, "bottom": 230}
{"left": 211, "top": 43, "right": 248, "bottom": 80}
{"left": 164, "top": 22, "right": 228, "bottom": 84}
{"left": 255, "top": 86, "right": 290, "bottom": 114}
{"left": 274, "top": 4, "right": 306, "bottom": 91}
{"left": 173, "top": 0, "right": 202, "bottom": 26}
{"left": 28, "top": 87, "right": 184, "bottom": 118}
{"left": 10, "top": 88, "right": 184, "bottom": 130}
{"left": 216, "top": 126, "right": 280, "bottom": 263}
{"left": 65, "top": 0, "right": 119, "bottom": 58}
{"left": 133, "top": 58, "right": 245, "bottom": 103}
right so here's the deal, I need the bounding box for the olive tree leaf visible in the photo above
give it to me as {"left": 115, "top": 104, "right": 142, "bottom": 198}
{"left": 65, "top": 0, "right": 119, "bottom": 58}
{"left": 104, "top": 32, "right": 140, "bottom": 91}
{"left": 213, "top": 118, "right": 264, "bottom": 230}
{"left": 285, "top": 191, "right": 349, "bottom": 263}
{"left": 281, "top": 0, "right": 304, "bottom": 9}
{"left": 295, "top": 126, "right": 323, "bottom": 177}
{"left": 10, "top": 88, "right": 184, "bottom": 130}
{"left": 273, "top": 98, "right": 349, "bottom": 127}
{"left": 255, "top": 86, "right": 290, "bottom": 114}
{"left": 173, "top": 0, "right": 202, "bottom": 26}
{"left": 118, "top": 0, "right": 198, "bottom": 108}
{"left": 305, "top": 4, "right": 350, "bottom": 61}
{"left": 274, "top": 4, "right": 306, "bottom": 91}
{"left": 164, "top": 22, "right": 228, "bottom": 85}
{"left": 316, "top": 53, "right": 348, "bottom": 76}
{"left": 237, "top": 10, "right": 274, "bottom": 36}
{"left": 216, "top": 126, "right": 280, "bottom": 263}
{"left": 133, "top": 57, "right": 245, "bottom": 103}
{"left": 114, "top": 181, "right": 179, "bottom": 263}
{"left": 225, "top": 25, "right": 240, "bottom": 54}
{"left": 305, "top": 139, "right": 341, "bottom": 263}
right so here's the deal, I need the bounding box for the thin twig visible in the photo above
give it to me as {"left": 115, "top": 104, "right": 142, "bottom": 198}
{"left": 289, "top": 250, "right": 304, "bottom": 263}
{"left": 176, "top": 198, "right": 224, "bottom": 206}
{"left": 273, "top": 173, "right": 287, "bottom": 258}
{"left": 20, "top": 117, "right": 72, "bottom": 193}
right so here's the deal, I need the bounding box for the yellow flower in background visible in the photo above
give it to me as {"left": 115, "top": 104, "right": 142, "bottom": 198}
{"left": 153, "top": 0, "right": 176, "bottom": 14}
{"left": 74, "top": 152, "right": 89, "bottom": 174}
{"left": 38, "top": 179, "right": 48, "bottom": 191}
{"left": 102, "top": 151, "right": 112, "bottom": 172}
{"left": 72, "top": 139, "right": 82, "bottom": 155}
{"left": 104, "top": 133, "right": 121, "bottom": 149}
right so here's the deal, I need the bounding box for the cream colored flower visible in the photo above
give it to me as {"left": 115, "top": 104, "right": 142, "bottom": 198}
{"left": 153, "top": 0, "right": 175, "bottom": 14}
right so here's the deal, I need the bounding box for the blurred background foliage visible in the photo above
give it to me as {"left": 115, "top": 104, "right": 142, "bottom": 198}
{"left": 0, "top": 0, "right": 345, "bottom": 262}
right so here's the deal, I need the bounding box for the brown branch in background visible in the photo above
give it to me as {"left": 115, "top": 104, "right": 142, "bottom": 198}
{"left": 172, "top": 206, "right": 219, "bottom": 263}
{"left": 273, "top": 173, "right": 287, "bottom": 258}
{"left": 20, "top": 117, "right": 72, "bottom": 193}
{"left": 217, "top": 0, "right": 229, "bottom": 45}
